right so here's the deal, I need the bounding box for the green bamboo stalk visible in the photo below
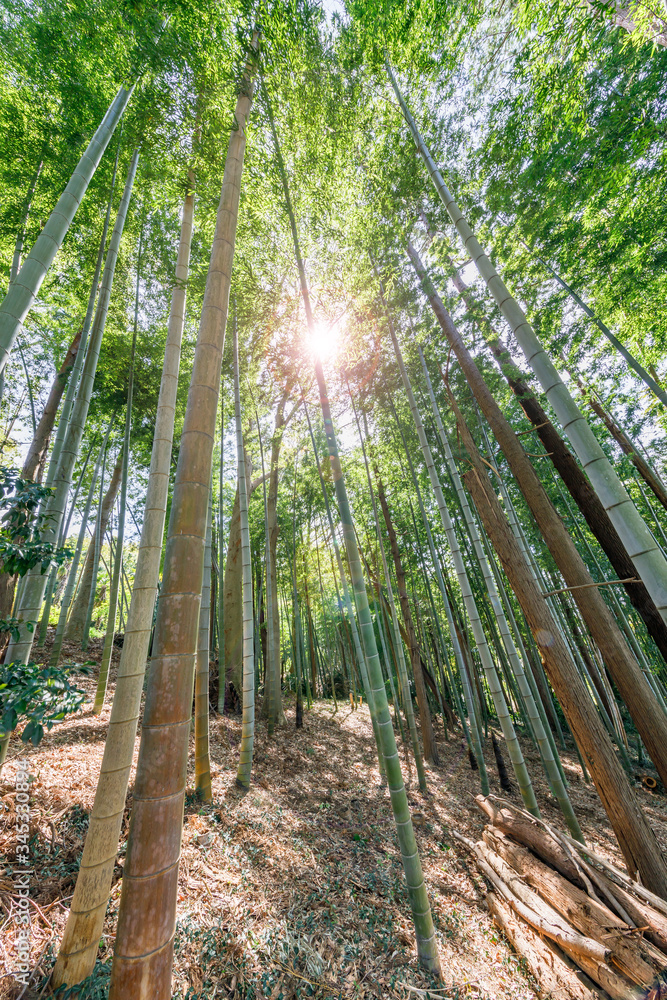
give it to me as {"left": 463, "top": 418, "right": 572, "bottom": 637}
{"left": 476, "top": 514, "right": 567, "bottom": 782}
{"left": 471, "top": 431, "right": 568, "bottom": 749}
{"left": 349, "top": 397, "right": 427, "bottom": 792}
{"left": 290, "top": 450, "right": 306, "bottom": 723}
{"left": 313, "top": 525, "right": 338, "bottom": 713}
{"left": 481, "top": 429, "right": 621, "bottom": 776}
{"left": 265, "top": 78, "right": 440, "bottom": 971}
{"left": 235, "top": 312, "right": 254, "bottom": 790}
{"left": 533, "top": 252, "right": 667, "bottom": 409}
{"left": 43, "top": 137, "right": 122, "bottom": 493}
{"left": 381, "top": 290, "right": 538, "bottom": 814}
{"left": 302, "top": 396, "right": 385, "bottom": 775}
{"left": 387, "top": 62, "right": 667, "bottom": 624}
{"left": 315, "top": 365, "right": 440, "bottom": 970}
{"left": 372, "top": 591, "right": 410, "bottom": 767}
{"left": 8, "top": 152, "right": 45, "bottom": 286}
{"left": 386, "top": 409, "right": 489, "bottom": 785}
{"left": 84, "top": 451, "right": 111, "bottom": 645}
{"left": 195, "top": 488, "right": 213, "bottom": 800}
{"left": 254, "top": 402, "right": 276, "bottom": 734}
{"left": 49, "top": 425, "right": 113, "bottom": 667}
{"left": 94, "top": 221, "right": 142, "bottom": 713}
{"left": 7, "top": 149, "right": 140, "bottom": 667}
{"left": 37, "top": 439, "right": 97, "bottom": 646}
{"left": 0, "top": 86, "right": 133, "bottom": 376}
{"left": 417, "top": 349, "right": 580, "bottom": 835}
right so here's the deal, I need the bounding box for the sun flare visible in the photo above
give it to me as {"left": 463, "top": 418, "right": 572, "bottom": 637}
{"left": 307, "top": 319, "right": 341, "bottom": 362}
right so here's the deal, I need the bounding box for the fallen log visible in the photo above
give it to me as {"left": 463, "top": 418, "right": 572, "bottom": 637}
{"left": 477, "top": 840, "right": 612, "bottom": 966}
{"left": 596, "top": 874, "right": 667, "bottom": 956}
{"left": 468, "top": 797, "right": 667, "bottom": 998}
{"left": 479, "top": 844, "right": 642, "bottom": 999}
{"left": 486, "top": 892, "right": 610, "bottom": 1000}
{"left": 477, "top": 795, "right": 667, "bottom": 957}
{"left": 476, "top": 794, "right": 584, "bottom": 886}
{"left": 484, "top": 828, "right": 664, "bottom": 988}
{"left": 560, "top": 833, "right": 667, "bottom": 921}
{"left": 573, "top": 950, "right": 643, "bottom": 1000}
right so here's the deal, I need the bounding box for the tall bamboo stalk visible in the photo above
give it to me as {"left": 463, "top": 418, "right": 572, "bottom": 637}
{"left": 7, "top": 150, "right": 139, "bottom": 667}
{"left": 218, "top": 391, "right": 225, "bottom": 712}
{"left": 454, "top": 397, "right": 667, "bottom": 897}
{"left": 235, "top": 312, "right": 255, "bottom": 789}
{"left": 195, "top": 488, "right": 213, "bottom": 800}
{"left": 264, "top": 82, "right": 440, "bottom": 970}
{"left": 533, "top": 251, "right": 667, "bottom": 409}
{"left": 254, "top": 402, "right": 276, "bottom": 734}
{"left": 408, "top": 240, "right": 667, "bottom": 793}
{"left": 416, "top": 348, "right": 580, "bottom": 836}
{"left": 302, "top": 396, "right": 385, "bottom": 774}
{"left": 350, "top": 398, "right": 428, "bottom": 792}
{"left": 52, "top": 175, "right": 194, "bottom": 988}
{"left": 441, "top": 250, "right": 667, "bottom": 667}
{"left": 387, "top": 63, "right": 667, "bottom": 623}
{"left": 80, "top": 453, "right": 123, "bottom": 648}
{"left": 8, "top": 152, "right": 45, "bottom": 287}
{"left": 0, "top": 87, "right": 133, "bottom": 376}
{"left": 317, "top": 373, "right": 440, "bottom": 971}
{"left": 94, "top": 221, "right": 143, "bottom": 712}
{"left": 22, "top": 325, "right": 82, "bottom": 484}
{"left": 45, "top": 137, "right": 123, "bottom": 502}
{"left": 108, "top": 37, "right": 257, "bottom": 996}
{"left": 380, "top": 284, "right": 538, "bottom": 814}
{"left": 37, "top": 439, "right": 96, "bottom": 647}
{"left": 49, "top": 425, "right": 113, "bottom": 668}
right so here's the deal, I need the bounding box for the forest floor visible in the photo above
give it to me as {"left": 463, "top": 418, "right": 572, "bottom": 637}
{"left": 2, "top": 633, "right": 667, "bottom": 1000}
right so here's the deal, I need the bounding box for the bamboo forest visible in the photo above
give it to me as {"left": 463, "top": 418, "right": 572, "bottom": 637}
{"left": 2, "top": 0, "right": 667, "bottom": 997}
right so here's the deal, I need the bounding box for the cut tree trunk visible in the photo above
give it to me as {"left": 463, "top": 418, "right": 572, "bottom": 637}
{"left": 486, "top": 892, "right": 608, "bottom": 1000}
{"left": 483, "top": 827, "right": 665, "bottom": 987}
{"left": 476, "top": 796, "right": 582, "bottom": 883}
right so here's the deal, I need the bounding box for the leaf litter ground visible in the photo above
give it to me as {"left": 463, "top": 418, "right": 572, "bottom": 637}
{"left": 1, "top": 632, "right": 666, "bottom": 999}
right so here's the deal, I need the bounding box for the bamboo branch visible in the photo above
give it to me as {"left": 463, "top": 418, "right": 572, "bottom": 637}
{"left": 542, "top": 578, "right": 638, "bottom": 597}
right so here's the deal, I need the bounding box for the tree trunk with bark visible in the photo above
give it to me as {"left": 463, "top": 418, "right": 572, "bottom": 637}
{"left": 446, "top": 258, "right": 667, "bottom": 667}
{"left": 409, "top": 242, "right": 667, "bottom": 794}
{"left": 22, "top": 325, "right": 82, "bottom": 483}
{"left": 64, "top": 453, "right": 123, "bottom": 643}
{"left": 457, "top": 409, "right": 667, "bottom": 897}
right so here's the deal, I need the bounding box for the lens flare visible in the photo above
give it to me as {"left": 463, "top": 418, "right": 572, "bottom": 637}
{"left": 307, "top": 320, "right": 340, "bottom": 361}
